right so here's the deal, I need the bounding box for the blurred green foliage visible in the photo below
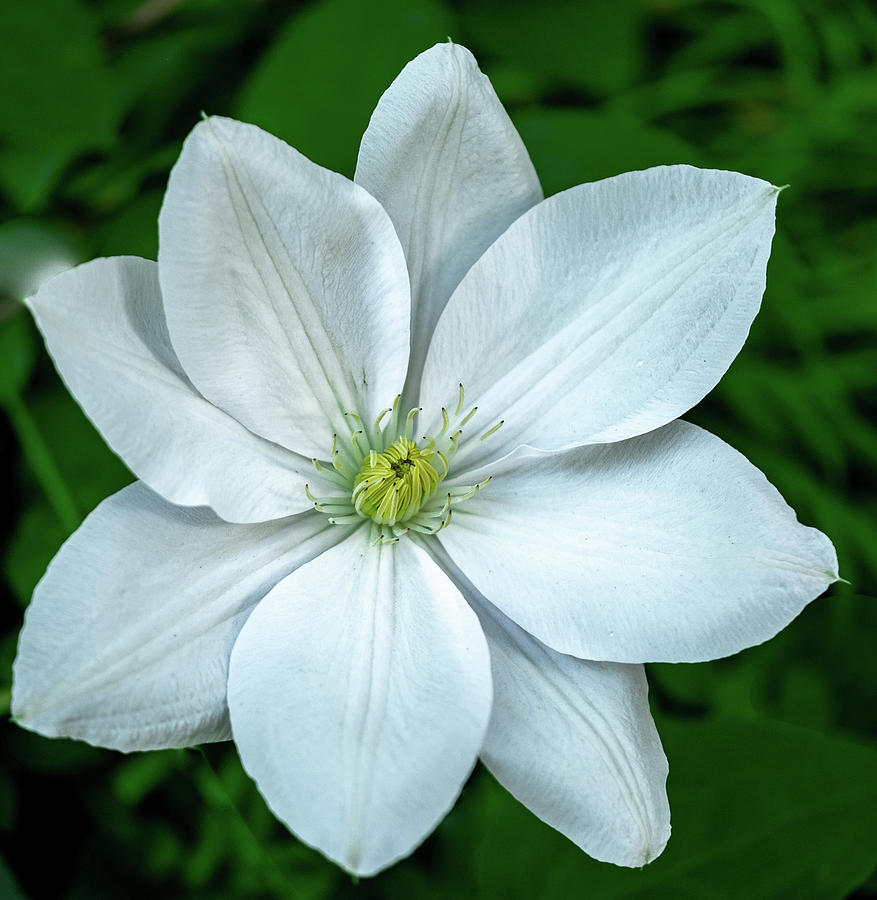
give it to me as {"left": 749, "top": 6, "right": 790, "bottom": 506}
{"left": 1, "top": 0, "right": 875, "bottom": 897}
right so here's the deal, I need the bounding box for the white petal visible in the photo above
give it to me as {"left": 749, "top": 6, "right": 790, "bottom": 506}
{"left": 28, "top": 256, "right": 314, "bottom": 523}
{"left": 158, "top": 116, "right": 411, "bottom": 458}
{"left": 440, "top": 421, "right": 838, "bottom": 663}
{"left": 420, "top": 166, "right": 779, "bottom": 468}
{"left": 12, "top": 483, "right": 343, "bottom": 752}
{"left": 474, "top": 597, "right": 670, "bottom": 867}
{"left": 355, "top": 42, "right": 542, "bottom": 397}
{"left": 227, "top": 531, "right": 492, "bottom": 876}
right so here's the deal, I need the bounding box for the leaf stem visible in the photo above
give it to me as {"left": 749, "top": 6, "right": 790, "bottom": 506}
{"left": 3, "top": 393, "right": 79, "bottom": 533}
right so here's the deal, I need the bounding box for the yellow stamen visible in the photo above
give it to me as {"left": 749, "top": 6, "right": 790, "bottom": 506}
{"left": 352, "top": 437, "right": 439, "bottom": 525}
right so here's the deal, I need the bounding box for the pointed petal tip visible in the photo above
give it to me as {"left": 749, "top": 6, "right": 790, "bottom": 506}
{"left": 9, "top": 696, "right": 110, "bottom": 752}
{"left": 10, "top": 708, "right": 87, "bottom": 752}
{"left": 420, "top": 165, "right": 780, "bottom": 465}
{"left": 10, "top": 710, "right": 59, "bottom": 743}
{"left": 443, "top": 422, "right": 842, "bottom": 664}
{"left": 9, "top": 669, "right": 50, "bottom": 737}
{"left": 355, "top": 36, "right": 540, "bottom": 399}
{"left": 331, "top": 839, "right": 424, "bottom": 880}
{"left": 642, "top": 818, "right": 672, "bottom": 867}
{"left": 422, "top": 38, "right": 472, "bottom": 60}
{"left": 807, "top": 524, "right": 840, "bottom": 587}
{"left": 635, "top": 835, "right": 671, "bottom": 870}
{"left": 583, "top": 802, "right": 670, "bottom": 869}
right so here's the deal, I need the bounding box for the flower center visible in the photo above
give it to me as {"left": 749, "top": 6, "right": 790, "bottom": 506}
{"left": 353, "top": 437, "right": 439, "bottom": 524}
{"left": 306, "top": 386, "right": 501, "bottom": 544}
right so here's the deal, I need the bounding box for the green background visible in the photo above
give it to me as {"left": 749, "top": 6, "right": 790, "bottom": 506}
{"left": 1, "top": 0, "right": 876, "bottom": 897}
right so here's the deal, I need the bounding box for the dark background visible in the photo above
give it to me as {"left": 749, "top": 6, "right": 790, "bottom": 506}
{"left": 1, "top": 0, "right": 875, "bottom": 897}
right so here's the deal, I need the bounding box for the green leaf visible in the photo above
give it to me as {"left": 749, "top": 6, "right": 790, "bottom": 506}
{"left": 26, "top": 382, "right": 132, "bottom": 514}
{"left": 4, "top": 501, "right": 66, "bottom": 605}
{"left": 472, "top": 718, "right": 877, "bottom": 899}
{"left": 459, "top": 0, "right": 644, "bottom": 95}
{"left": 0, "top": 0, "right": 118, "bottom": 210}
{"left": 6, "top": 380, "right": 131, "bottom": 553}
{"left": 772, "top": 665, "right": 834, "bottom": 730}
{"left": 91, "top": 189, "right": 164, "bottom": 260}
{"left": 114, "top": 751, "right": 183, "bottom": 806}
{"left": 64, "top": 144, "right": 179, "bottom": 215}
{"left": 6, "top": 725, "right": 102, "bottom": 774}
{"left": 512, "top": 108, "right": 702, "bottom": 196}
{"left": 0, "top": 147, "right": 74, "bottom": 215}
{"left": 111, "top": 19, "right": 244, "bottom": 122}
{"left": 106, "top": 6, "right": 259, "bottom": 148}
{"left": 235, "top": 0, "right": 452, "bottom": 177}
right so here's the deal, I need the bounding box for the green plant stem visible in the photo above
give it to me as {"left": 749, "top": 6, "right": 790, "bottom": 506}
{"left": 4, "top": 393, "right": 79, "bottom": 533}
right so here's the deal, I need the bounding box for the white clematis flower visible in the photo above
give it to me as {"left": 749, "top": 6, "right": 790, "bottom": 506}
{"left": 12, "top": 42, "right": 838, "bottom": 877}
